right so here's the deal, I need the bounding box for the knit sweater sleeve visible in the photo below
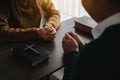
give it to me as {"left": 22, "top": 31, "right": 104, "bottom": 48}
{"left": 0, "top": 10, "right": 39, "bottom": 42}
{"left": 36, "top": 0, "right": 60, "bottom": 29}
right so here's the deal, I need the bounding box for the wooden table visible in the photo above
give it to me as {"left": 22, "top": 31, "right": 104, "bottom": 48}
{"left": 0, "top": 18, "right": 92, "bottom": 80}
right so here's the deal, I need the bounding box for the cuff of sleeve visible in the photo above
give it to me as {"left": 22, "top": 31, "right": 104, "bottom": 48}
{"left": 45, "top": 21, "right": 60, "bottom": 29}
{"left": 63, "top": 51, "right": 80, "bottom": 65}
{"left": 45, "top": 23, "right": 54, "bottom": 28}
{"left": 32, "top": 28, "right": 41, "bottom": 39}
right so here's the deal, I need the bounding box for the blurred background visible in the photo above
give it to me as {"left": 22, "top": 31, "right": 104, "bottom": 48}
{"left": 52, "top": 0, "right": 89, "bottom": 21}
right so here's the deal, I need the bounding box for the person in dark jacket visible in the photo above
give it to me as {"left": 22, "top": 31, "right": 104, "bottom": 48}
{"left": 62, "top": 0, "right": 120, "bottom": 80}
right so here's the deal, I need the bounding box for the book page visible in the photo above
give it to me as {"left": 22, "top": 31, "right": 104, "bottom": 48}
{"left": 74, "top": 16, "right": 98, "bottom": 29}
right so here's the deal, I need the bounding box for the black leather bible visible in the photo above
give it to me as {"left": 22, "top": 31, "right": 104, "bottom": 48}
{"left": 12, "top": 42, "right": 49, "bottom": 67}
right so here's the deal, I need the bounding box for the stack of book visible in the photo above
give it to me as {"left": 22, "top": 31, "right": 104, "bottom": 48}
{"left": 74, "top": 16, "right": 98, "bottom": 36}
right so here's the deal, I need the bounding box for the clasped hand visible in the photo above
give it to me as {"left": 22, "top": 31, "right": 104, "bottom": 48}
{"left": 37, "top": 26, "right": 56, "bottom": 41}
{"left": 62, "top": 32, "right": 84, "bottom": 54}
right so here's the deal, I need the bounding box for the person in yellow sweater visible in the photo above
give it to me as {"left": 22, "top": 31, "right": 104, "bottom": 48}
{"left": 0, "top": 0, "right": 60, "bottom": 42}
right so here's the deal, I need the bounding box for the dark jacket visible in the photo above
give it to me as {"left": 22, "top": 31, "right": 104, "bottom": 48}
{"left": 63, "top": 24, "right": 120, "bottom": 80}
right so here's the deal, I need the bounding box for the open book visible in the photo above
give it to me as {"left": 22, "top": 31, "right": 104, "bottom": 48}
{"left": 74, "top": 16, "right": 98, "bottom": 36}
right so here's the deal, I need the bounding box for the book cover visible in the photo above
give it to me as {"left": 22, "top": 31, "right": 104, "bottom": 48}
{"left": 12, "top": 42, "right": 49, "bottom": 67}
{"left": 74, "top": 16, "right": 98, "bottom": 35}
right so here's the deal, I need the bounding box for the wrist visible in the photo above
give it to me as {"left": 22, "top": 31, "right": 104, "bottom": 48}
{"left": 63, "top": 50, "right": 80, "bottom": 65}
{"left": 64, "top": 49, "right": 79, "bottom": 55}
{"left": 36, "top": 28, "right": 43, "bottom": 38}
{"left": 70, "top": 47, "right": 79, "bottom": 53}
{"left": 44, "top": 24, "right": 55, "bottom": 29}
{"left": 44, "top": 24, "right": 54, "bottom": 27}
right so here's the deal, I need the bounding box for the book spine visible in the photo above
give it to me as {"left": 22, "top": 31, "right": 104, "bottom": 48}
{"left": 75, "top": 21, "right": 92, "bottom": 34}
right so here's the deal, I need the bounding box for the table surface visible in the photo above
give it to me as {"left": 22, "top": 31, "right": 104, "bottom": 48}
{"left": 0, "top": 17, "right": 92, "bottom": 80}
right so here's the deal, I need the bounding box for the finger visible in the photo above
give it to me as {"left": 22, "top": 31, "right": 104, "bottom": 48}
{"left": 50, "top": 30, "right": 56, "bottom": 35}
{"left": 65, "top": 33, "right": 74, "bottom": 40}
{"left": 45, "top": 26, "right": 55, "bottom": 31}
{"left": 44, "top": 27, "right": 53, "bottom": 32}
{"left": 63, "top": 33, "right": 73, "bottom": 42}
{"left": 47, "top": 34, "right": 56, "bottom": 38}
{"left": 68, "top": 32, "right": 77, "bottom": 38}
{"left": 68, "top": 32, "right": 85, "bottom": 46}
{"left": 64, "top": 33, "right": 71, "bottom": 39}
{"left": 62, "top": 36, "right": 68, "bottom": 44}
{"left": 68, "top": 32, "right": 81, "bottom": 42}
{"left": 47, "top": 33, "right": 56, "bottom": 37}
{"left": 48, "top": 35, "right": 56, "bottom": 39}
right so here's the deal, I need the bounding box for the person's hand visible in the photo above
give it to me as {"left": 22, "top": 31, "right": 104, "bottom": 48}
{"left": 62, "top": 33, "right": 79, "bottom": 54}
{"left": 37, "top": 26, "right": 56, "bottom": 41}
{"left": 44, "top": 26, "right": 56, "bottom": 40}
{"left": 67, "top": 32, "right": 84, "bottom": 47}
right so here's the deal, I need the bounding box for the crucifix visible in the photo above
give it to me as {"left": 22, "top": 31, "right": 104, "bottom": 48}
{"left": 24, "top": 44, "right": 40, "bottom": 55}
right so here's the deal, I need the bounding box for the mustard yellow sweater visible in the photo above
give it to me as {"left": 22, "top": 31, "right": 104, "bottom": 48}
{"left": 0, "top": 0, "right": 60, "bottom": 42}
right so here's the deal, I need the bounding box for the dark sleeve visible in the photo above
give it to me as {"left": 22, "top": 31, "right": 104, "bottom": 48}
{"left": 62, "top": 51, "right": 80, "bottom": 80}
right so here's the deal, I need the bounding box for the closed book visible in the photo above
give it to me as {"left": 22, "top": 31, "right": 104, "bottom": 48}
{"left": 12, "top": 42, "right": 49, "bottom": 67}
{"left": 74, "top": 16, "right": 98, "bottom": 36}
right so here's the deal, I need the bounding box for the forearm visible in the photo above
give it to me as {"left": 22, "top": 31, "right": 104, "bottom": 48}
{"left": 45, "top": 12, "right": 60, "bottom": 29}
{"left": 42, "top": 0, "right": 60, "bottom": 29}
{"left": 0, "top": 27, "right": 39, "bottom": 42}
{"left": 63, "top": 51, "right": 80, "bottom": 80}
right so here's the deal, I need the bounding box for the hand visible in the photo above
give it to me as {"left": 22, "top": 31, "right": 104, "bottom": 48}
{"left": 62, "top": 33, "right": 79, "bottom": 54}
{"left": 37, "top": 26, "right": 56, "bottom": 41}
{"left": 44, "top": 26, "right": 56, "bottom": 37}
{"left": 67, "top": 32, "right": 84, "bottom": 48}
